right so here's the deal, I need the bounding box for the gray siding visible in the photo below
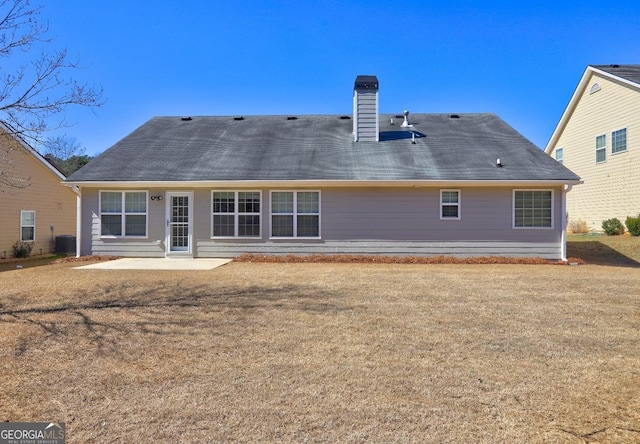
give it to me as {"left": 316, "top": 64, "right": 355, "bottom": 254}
{"left": 353, "top": 91, "right": 379, "bottom": 142}
{"left": 80, "top": 186, "right": 565, "bottom": 259}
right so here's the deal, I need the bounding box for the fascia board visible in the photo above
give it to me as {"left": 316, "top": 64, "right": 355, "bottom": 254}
{"left": 65, "top": 179, "right": 583, "bottom": 189}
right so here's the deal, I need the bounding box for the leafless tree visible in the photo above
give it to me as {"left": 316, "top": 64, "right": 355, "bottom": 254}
{"left": 0, "top": 0, "right": 103, "bottom": 190}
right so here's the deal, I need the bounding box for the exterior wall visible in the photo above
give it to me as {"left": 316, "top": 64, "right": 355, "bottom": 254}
{"left": 81, "top": 185, "right": 566, "bottom": 259}
{"left": 549, "top": 72, "right": 640, "bottom": 232}
{"left": 0, "top": 136, "right": 76, "bottom": 257}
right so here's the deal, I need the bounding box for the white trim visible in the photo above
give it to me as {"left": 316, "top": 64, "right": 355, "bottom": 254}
{"left": 439, "top": 189, "right": 461, "bottom": 220}
{"left": 211, "top": 190, "right": 262, "bottom": 238}
{"left": 269, "top": 190, "right": 321, "bottom": 239}
{"left": 512, "top": 189, "right": 554, "bottom": 230}
{"left": 20, "top": 210, "right": 36, "bottom": 242}
{"left": 98, "top": 190, "right": 149, "bottom": 238}
{"left": 165, "top": 191, "right": 194, "bottom": 257}
{"left": 66, "top": 179, "right": 582, "bottom": 189}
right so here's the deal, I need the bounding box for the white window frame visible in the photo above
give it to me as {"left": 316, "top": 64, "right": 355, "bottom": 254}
{"left": 99, "top": 190, "right": 148, "bottom": 238}
{"left": 611, "top": 127, "right": 627, "bottom": 155}
{"left": 440, "top": 190, "right": 461, "bottom": 220}
{"left": 211, "top": 190, "right": 262, "bottom": 238}
{"left": 555, "top": 147, "right": 563, "bottom": 164}
{"left": 512, "top": 189, "right": 554, "bottom": 229}
{"left": 270, "top": 191, "right": 321, "bottom": 239}
{"left": 595, "top": 134, "right": 606, "bottom": 164}
{"left": 20, "top": 210, "right": 35, "bottom": 242}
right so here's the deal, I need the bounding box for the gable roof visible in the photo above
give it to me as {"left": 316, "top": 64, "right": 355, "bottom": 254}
{"left": 0, "top": 121, "right": 67, "bottom": 180}
{"left": 67, "top": 113, "right": 579, "bottom": 186}
{"left": 545, "top": 64, "right": 640, "bottom": 154}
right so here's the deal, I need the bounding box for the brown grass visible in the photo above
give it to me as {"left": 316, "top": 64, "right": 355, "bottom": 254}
{"left": 1, "top": 255, "right": 640, "bottom": 442}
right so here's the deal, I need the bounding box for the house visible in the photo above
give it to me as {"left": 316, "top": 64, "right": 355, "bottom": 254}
{"left": 0, "top": 123, "right": 77, "bottom": 258}
{"left": 65, "top": 75, "right": 580, "bottom": 260}
{"left": 545, "top": 64, "right": 640, "bottom": 232}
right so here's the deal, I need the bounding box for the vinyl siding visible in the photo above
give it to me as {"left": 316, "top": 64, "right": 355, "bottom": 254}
{"left": 550, "top": 71, "right": 640, "bottom": 231}
{"left": 0, "top": 136, "right": 76, "bottom": 256}
{"left": 81, "top": 186, "right": 565, "bottom": 259}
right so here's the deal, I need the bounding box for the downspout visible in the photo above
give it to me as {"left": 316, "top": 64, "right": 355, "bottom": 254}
{"left": 561, "top": 184, "right": 573, "bottom": 261}
{"left": 69, "top": 185, "right": 82, "bottom": 258}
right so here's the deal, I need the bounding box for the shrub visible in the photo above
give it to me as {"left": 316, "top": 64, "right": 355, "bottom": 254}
{"left": 12, "top": 241, "right": 33, "bottom": 258}
{"left": 602, "top": 218, "right": 625, "bottom": 235}
{"left": 568, "top": 219, "right": 590, "bottom": 234}
{"left": 626, "top": 215, "right": 640, "bottom": 236}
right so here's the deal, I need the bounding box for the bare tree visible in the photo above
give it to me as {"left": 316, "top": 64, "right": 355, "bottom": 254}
{"left": 0, "top": 0, "right": 103, "bottom": 190}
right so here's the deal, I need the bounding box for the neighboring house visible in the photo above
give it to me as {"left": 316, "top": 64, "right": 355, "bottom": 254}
{"left": 545, "top": 64, "right": 640, "bottom": 232}
{"left": 0, "top": 123, "right": 77, "bottom": 258}
{"left": 65, "top": 75, "right": 580, "bottom": 260}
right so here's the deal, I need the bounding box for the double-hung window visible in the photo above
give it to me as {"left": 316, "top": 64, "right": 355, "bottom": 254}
{"left": 513, "top": 190, "right": 553, "bottom": 228}
{"left": 100, "top": 191, "right": 147, "bottom": 237}
{"left": 555, "top": 148, "right": 563, "bottom": 164}
{"left": 595, "top": 134, "right": 606, "bottom": 163}
{"left": 20, "top": 210, "right": 35, "bottom": 242}
{"left": 440, "top": 190, "right": 460, "bottom": 219}
{"left": 212, "top": 191, "right": 261, "bottom": 237}
{"left": 612, "top": 128, "right": 627, "bottom": 154}
{"left": 271, "top": 191, "right": 320, "bottom": 238}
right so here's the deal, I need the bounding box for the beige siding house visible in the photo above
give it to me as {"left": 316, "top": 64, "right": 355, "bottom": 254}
{"left": 0, "top": 125, "right": 77, "bottom": 258}
{"left": 545, "top": 64, "right": 640, "bottom": 232}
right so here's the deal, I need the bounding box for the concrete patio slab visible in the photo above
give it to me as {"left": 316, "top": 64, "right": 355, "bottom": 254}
{"left": 74, "top": 258, "right": 232, "bottom": 270}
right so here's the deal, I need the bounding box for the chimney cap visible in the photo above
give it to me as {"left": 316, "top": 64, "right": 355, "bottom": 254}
{"left": 354, "top": 75, "right": 379, "bottom": 90}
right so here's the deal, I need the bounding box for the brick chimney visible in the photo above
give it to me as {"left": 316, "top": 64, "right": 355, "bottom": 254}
{"left": 353, "top": 75, "right": 379, "bottom": 142}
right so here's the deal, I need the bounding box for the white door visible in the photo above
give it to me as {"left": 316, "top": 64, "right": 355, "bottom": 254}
{"left": 166, "top": 192, "right": 193, "bottom": 256}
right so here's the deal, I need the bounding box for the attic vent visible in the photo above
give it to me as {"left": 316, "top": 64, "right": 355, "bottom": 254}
{"left": 339, "top": 115, "right": 351, "bottom": 120}
{"left": 450, "top": 114, "right": 460, "bottom": 119}
{"left": 233, "top": 116, "right": 245, "bottom": 121}
{"left": 610, "top": 64, "right": 620, "bottom": 68}
{"left": 287, "top": 116, "right": 298, "bottom": 120}
{"left": 590, "top": 83, "right": 601, "bottom": 95}
{"left": 181, "top": 116, "right": 192, "bottom": 121}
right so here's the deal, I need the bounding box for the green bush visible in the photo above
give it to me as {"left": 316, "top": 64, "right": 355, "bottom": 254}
{"left": 626, "top": 215, "right": 640, "bottom": 236}
{"left": 602, "top": 218, "right": 625, "bottom": 235}
{"left": 12, "top": 241, "right": 33, "bottom": 258}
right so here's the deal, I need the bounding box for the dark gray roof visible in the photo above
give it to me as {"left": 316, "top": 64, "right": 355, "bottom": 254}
{"left": 592, "top": 64, "right": 640, "bottom": 85}
{"left": 67, "top": 113, "right": 580, "bottom": 183}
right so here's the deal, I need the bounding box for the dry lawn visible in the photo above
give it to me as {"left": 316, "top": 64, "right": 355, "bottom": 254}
{"left": 1, "top": 248, "right": 640, "bottom": 442}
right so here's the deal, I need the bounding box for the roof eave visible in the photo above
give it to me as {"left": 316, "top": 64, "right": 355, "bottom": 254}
{"left": 65, "top": 179, "right": 583, "bottom": 189}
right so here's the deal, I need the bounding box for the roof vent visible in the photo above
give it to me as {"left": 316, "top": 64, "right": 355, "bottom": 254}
{"left": 233, "top": 116, "right": 245, "bottom": 121}
{"left": 401, "top": 110, "right": 411, "bottom": 128}
{"left": 496, "top": 158, "right": 503, "bottom": 167}
{"left": 181, "top": 116, "right": 192, "bottom": 121}
{"left": 286, "top": 116, "right": 298, "bottom": 120}
{"left": 450, "top": 114, "right": 460, "bottom": 119}
{"left": 339, "top": 115, "right": 351, "bottom": 120}
{"left": 610, "top": 64, "right": 620, "bottom": 68}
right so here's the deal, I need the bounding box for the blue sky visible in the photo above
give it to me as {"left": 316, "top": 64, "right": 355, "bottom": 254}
{"left": 36, "top": 1, "right": 640, "bottom": 155}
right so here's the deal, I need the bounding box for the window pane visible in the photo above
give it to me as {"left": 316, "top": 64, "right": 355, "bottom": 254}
{"left": 238, "top": 215, "right": 260, "bottom": 237}
{"left": 101, "top": 215, "right": 122, "bottom": 236}
{"left": 239, "top": 192, "right": 260, "bottom": 213}
{"left": 596, "top": 148, "right": 606, "bottom": 163}
{"left": 101, "top": 192, "right": 122, "bottom": 213}
{"left": 442, "top": 205, "right": 459, "bottom": 218}
{"left": 272, "top": 192, "right": 293, "bottom": 213}
{"left": 555, "top": 148, "right": 563, "bottom": 163}
{"left": 272, "top": 215, "right": 293, "bottom": 236}
{"left": 297, "top": 215, "right": 319, "bottom": 237}
{"left": 596, "top": 134, "right": 606, "bottom": 149}
{"left": 441, "top": 191, "right": 458, "bottom": 204}
{"left": 213, "top": 192, "right": 235, "bottom": 213}
{"left": 125, "top": 215, "right": 146, "bottom": 236}
{"left": 125, "top": 192, "right": 147, "bottom": 213}
{"left": 21, "top": 227, "right": 34, "bottom": 241}
{"left": 213, "top": 214, "right": 235, "bottom": 237}
{"left": 514, "top": 191, "right": 552, "bottom": 228}
{"left": 297, "top": 192, "right": 319, "bottom": 213}
{"left": 612, "top": 128, "right": 627, "bottom": 153}
{"left": 21, "top": 211, "right": 35, "bottom": 225}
